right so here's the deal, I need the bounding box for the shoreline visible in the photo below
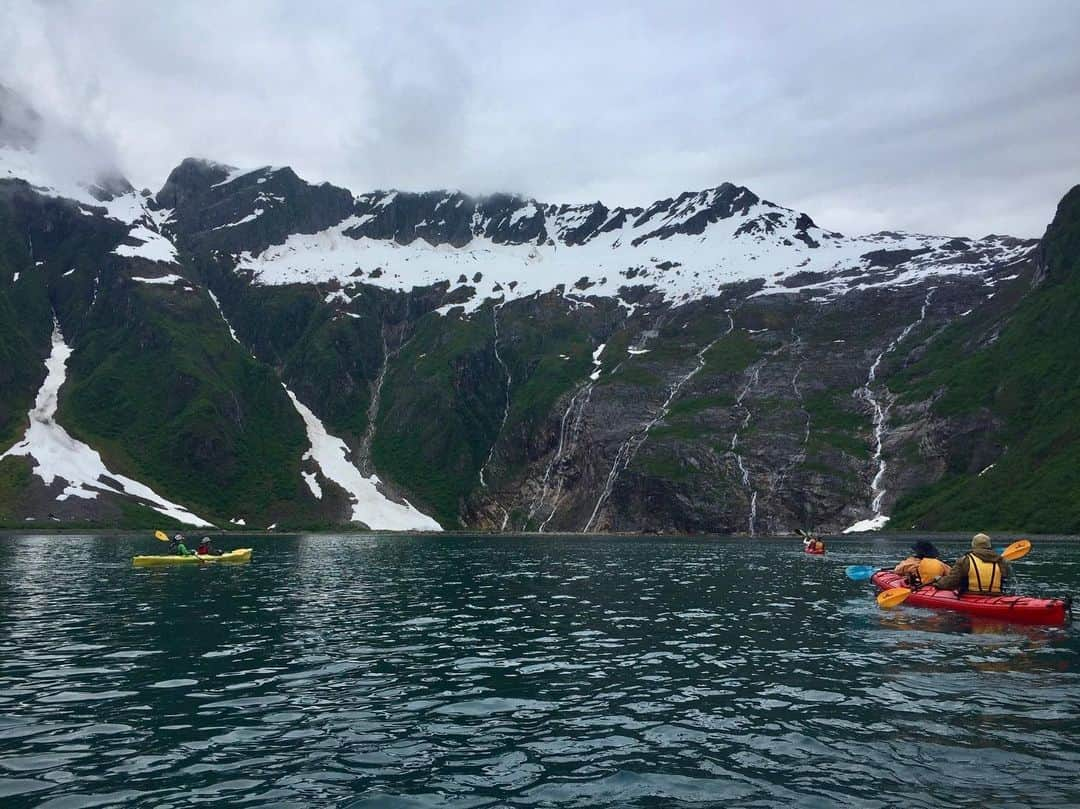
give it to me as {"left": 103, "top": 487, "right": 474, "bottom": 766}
{"left": 1, "top": 528, "right": 1077, "bottom": 541}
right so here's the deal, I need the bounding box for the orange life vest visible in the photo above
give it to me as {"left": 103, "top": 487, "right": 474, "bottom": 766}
{"left": 966, "top": 554, "right": 1002, "bottom": 594}
{"left": 918, "top": 557, "right": 949, "bottom": 584}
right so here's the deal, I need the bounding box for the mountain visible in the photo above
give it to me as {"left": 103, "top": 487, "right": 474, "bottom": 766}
{"left": 1, "top": 90, "right": 1074, "bottom": 533}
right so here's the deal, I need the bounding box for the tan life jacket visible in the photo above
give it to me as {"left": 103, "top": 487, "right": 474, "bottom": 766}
{"left": 918, "top": 557, "right": 949, "bottom": 584}
{"left": 966, "top": 554, "right": 1002, "bottom": 594}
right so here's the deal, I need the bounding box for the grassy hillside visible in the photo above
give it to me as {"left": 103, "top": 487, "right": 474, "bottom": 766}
{"left": 60, "top": 278, "right": 317, "bottom": 526}
{"left": 889, "top": 186, "right": 1080, "bottom": 532}
{"left": 372, "top": 308, "right": 507, "bottom": 526}
{"left": 0, "top": 185, "right": 107, "bottom": 448}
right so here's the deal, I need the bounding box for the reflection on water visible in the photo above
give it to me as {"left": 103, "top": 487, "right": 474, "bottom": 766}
{"left": 0, "top": 533, "right": 1077, "bottom": 807}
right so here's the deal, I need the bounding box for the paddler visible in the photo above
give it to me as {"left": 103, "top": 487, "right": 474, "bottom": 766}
{"left": 196, "top": 537, "right": 223, "bottom": 556}
{"left": 169, "top": 533, "right": 193, "bottom": 557}
{"left": 931, "top": 533, "right": 1009, "bottom": 594}
{"left": 893, "top": 540, "right": 950, "bottom": 586}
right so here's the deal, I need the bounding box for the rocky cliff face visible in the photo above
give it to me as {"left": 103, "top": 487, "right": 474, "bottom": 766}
{"left": 1, "top": 90, "right": 1074, "bottom": 533}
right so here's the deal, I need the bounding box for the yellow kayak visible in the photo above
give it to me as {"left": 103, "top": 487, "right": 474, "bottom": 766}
{"left": 132, "top": 548, "right": 253, "bottom": 567}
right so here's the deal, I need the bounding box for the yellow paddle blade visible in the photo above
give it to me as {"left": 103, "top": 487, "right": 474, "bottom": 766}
{"left": 877, "top": 587, "right": 912, "bottom": 609}
{"left": 1002, "top": 539, "right": 1031, "bottom": 561}
{"left": 154, "top": 530, "right": 170, "bottom": 542}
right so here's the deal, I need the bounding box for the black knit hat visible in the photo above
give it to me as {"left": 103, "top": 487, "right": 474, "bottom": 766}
{"left": 912, "top": 541, "right": 940, "bottom": 559}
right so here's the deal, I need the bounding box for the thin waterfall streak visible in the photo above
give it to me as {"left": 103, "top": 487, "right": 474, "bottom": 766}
{"left": 540, "top": 384, "right": 595, "bottom": 531}
{"left": 775, "top": 329, "right": 810, "bottom": 498}
{"left": 358, "top": 330, "right": 391, "bottom": 474}
{"left": 528, "top": 382, "right": 589, "bottom": 524}
{"left": 478, "top": 301, "right": 511, "bottom": 489}
{"left": 584, "top": 312, "right": 734, "bottom": 532}
{"left": 730, "top": 353, "right": 768, "bottom": 536}
{"left": 857, "top": 289, "right": 935, "bottom": 517}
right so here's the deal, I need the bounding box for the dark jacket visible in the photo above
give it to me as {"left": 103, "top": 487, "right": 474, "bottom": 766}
{"left": 934, "top": 548, "right": 1009, "bottom": 592}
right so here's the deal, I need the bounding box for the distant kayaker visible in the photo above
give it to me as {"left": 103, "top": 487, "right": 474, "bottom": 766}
{"left": 932, "top": 533, "right": 1008, "bottom": 594}
{"left": 893, "top": 540, "right": 951, "bottom": 586}
{"left": 196, "top": 537, "right": 223, "bottom": 556}
{"left": 169, "top": 533, "right": 193, "bottom": 557}
{"left": 803, "top": 534, "right": 825, "bottom": 553}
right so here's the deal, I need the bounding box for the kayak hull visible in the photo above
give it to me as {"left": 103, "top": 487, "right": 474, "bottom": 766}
{"left": 133, "top": 548, "right": 253, "bottom": 567}
{"left": 805, "top": 547, "right": 825, "bottom": 555}
{"left": 871, "top": 570, "right": 1070, "bottom": 626}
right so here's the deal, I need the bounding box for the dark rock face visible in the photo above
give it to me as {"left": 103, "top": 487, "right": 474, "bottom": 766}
{"left": 1034, "top": 184, "right": 1080, "bottom": 286}
{"left": 557, "top": 203, "right": 610, "bottom": 246}
{"left": 861, "top": 247, "right": 932, "bottom": 267}
{"left": 630, "top": 184, "right": 755, "bottom": 245}
{"left": 319, "top": 182, "right": 809, "bottom": 254}
{"left": 156, "top": 159, "right": 355, "bottom": 256}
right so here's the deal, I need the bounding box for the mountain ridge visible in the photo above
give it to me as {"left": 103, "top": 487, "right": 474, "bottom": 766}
{"left": 0, "top": 89, "right": 1075, "bottom": 534}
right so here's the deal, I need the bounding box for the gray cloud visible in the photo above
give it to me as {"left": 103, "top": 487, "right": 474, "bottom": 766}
{"left": 2, "top": 0, "right": 1078, "bottom": 236}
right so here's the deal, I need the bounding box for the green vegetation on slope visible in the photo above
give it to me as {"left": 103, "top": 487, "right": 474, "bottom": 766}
{"left": 60, "top": 281, "right": 315, "bottom": 525}
{"left": 220, "top": 280, "right": 385, "bottom": 440}
{"left": 0, "top": 187, "right": 105, "bottom": 448}
{"left": 372, "top": 309, "right": 505, "bottom": 526}
{"left": 889, "top": 186, "right": 1080, "bottom": 532}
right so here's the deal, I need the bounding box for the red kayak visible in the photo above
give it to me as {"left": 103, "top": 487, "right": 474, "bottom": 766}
{"left": 804, "top": 546, "right": 825, "bottom": 555}
{"left": 871, "top": 570, "right": 1071, "bottom": 626}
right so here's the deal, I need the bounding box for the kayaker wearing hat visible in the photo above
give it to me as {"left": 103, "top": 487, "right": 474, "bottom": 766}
{"left": 196, "top": 537, "right": 223, "bottom": 556}
{"left": 169, "top": 533, "right": 193, "bottom": 557}
{"left": 893, "top": 540, "right": 950, "bottom": 586}
{"left": 931, "top": 533, "right": 1009, "bottom": 594}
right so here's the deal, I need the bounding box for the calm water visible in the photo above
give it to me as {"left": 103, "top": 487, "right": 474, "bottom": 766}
{"left": 0, "top": 534, "right": 1077, "bottom": 808}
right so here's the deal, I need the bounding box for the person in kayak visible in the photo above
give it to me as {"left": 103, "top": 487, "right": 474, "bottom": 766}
{"left": 932, "top": 533, "right": 1009, "bottom": 594}
{"left": 196, "top": 537, "right": 223, "bottom": 556}
{"left": 803, "top": 533, "right": 825, "bottom": 553}
{"left": 169, "top": 533, "right": 193, "bottom": 557}
{"left": 893, "top": 540, "right": 951, "bottom": 586}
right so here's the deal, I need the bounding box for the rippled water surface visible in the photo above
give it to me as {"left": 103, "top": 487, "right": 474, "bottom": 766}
{"left": 0, "top": 533, "right": 1077, "bottom": 808}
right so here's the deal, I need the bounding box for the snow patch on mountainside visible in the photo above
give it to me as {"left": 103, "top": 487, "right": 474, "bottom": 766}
{"left": 108, "top": 196, "right": 179, "bottom": 264}
{"left": 0, "top": 320, "right": 212, "bottom": 526}
{"left": 210, "top": 165, "right": 280, "bottom": 189}
{"left": 207, "top": 290, "right": 242, "bottom": 345}
{"left": 236, "top": 193, "right": 1034, "bottom": 313}
{"left": 843, "top": 515, "right": 890, "bottom": 533}
{"left": 284, "top": 387, "right": 442, "bottom": 531}
{"left": 114, "top": 223, "right": 178, "bottom": 263}
{"left": 0, "top": 144, "right": 179, "bottom": 265}
{"left": 132, "top": 273, "right": 186, "bottom": 286}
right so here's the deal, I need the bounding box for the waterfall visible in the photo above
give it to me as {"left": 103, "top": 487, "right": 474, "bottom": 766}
{"left": 584, "top": 312, "right": 734, "bottom": 532}
{"left": 525, "top": 383, "right": 593, "bottom": 531}
{"left": 478, "top": 301, "right": 512, "bottom": 488}
{"left": 729, "top": 359, "right": 764, "bottom": 535}
{"left": 477, "top": 301, "right": 512, "bottom": 528}
{"left": 853, "top": 290, "right": 935, "bottom": 525}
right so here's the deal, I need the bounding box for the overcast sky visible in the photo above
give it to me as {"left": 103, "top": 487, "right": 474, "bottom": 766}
{"left": 2, "top": 0, "right": 1079, "bottom": 236}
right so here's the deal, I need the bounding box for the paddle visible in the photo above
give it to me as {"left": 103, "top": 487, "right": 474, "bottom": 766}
{"left": 877, "top": 539, "right": 1032, "bottom": 609}
{"left": 846, "top": 565, "right": 877, "bottom": 581}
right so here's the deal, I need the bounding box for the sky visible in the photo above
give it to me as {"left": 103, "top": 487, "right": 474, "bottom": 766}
{"left": 1, "top": 0, "right": 1079, "bottom": 237}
